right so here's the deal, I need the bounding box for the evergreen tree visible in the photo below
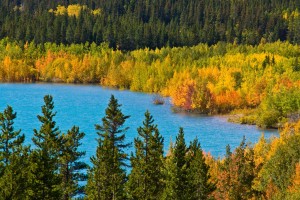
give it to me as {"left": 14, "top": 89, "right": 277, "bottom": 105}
{"left": 127, "top": 110, "right": 164, "bottom": 199}
{"left": 86, "top": 95, "right": 130, "bottom": 200}
{"left": 30, "top": 95, "right": 63, "bottom": 199}
{"left": 163, "top": 127, "right": 189, "bottom": 200}
{"left": 0, "top": 0, "right": 299, "bottom": 49}
{"left": 60, "top": 126, "right": 87, "bottom": 200}
{"left": 0, "top": 144, "right": 31, "bottom": 199}
{"left": 0, "top": 105, "right": 30, "bottom": 199}
{"left": 0, "top": 105, "right": 24, "bottom": 168}
{"left": 187, "top": 138, "right": 215, "bottom": 200}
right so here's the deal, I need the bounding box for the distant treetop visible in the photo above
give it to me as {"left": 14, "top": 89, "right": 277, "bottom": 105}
{"left": 0, "top": 0, "right": 299, "bottom": 49}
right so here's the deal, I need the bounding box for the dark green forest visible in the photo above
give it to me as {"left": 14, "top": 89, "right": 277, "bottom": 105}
{"left": 0, "top": 0, "right": 299, "bottom": 50}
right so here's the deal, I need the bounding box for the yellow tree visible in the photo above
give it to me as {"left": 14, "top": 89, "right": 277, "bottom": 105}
{"left": 165, "top": 70, "right": 196, "bottom": 110}
{"left": 3, "top": 56, "right": 13, "bottom": 82}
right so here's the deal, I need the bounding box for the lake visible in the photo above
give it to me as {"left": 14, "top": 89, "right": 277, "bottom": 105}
{"left": 0, "top": 83, "right": 277, "bottom": 164}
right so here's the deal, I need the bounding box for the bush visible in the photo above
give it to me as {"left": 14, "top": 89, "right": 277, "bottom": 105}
{"left": 256, "top": 109, "right": 281, "bottom": 128}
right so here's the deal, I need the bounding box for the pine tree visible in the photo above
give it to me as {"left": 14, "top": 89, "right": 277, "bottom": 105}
{"left": 127, "top": 110, "right": 164, "bottom": 199}
{"left": 60, "top": 126, "right": 87, "bottom": 200}
{"left": 147, "top": 123, "right": 165, "bottom": 197}
{"left": 30, "top": 95, "right": 63, "bottom": 199}
{"left": 0, "top": 105, "right": 30, "bottom": 199}
{"left": 86, "top": 95, "right": 130, "bottom": 200}
{"left": 0, "top": 105, "right": 24, "bottom": 169}
{"left": 163, "top": 127, "right": 189, "bottom": 200}
{"left": 187, "top": 138, "right": 215, "bottom": 200}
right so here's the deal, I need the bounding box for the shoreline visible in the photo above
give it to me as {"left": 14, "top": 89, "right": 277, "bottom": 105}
{"left": 0, "top": 81, "right": 293, "bottom": 130}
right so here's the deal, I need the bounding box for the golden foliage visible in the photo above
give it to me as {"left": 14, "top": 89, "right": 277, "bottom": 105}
{"left": 288, "top": 163, "right": 300, "bottom": 193}
{"left": 166, "top": 70, "right": 196, "bottom": 110}
{"left": 1, "top": 40, "right": 300, "bottom": 121}
{"left": 50, "top": 4, "right": 100, "bottom": 18}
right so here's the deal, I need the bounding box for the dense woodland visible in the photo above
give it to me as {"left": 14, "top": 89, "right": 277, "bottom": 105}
{"left": 0, "top": 40, "right": 300, "bottom": 127}
{"left": 1, "top": 0, "right": 300, "bottom": 198}
{"left": 0, "top": 95, "right": 300, "bottom": 199}
{"left": 0, "top": 0, "right": 299, "bottom": 49}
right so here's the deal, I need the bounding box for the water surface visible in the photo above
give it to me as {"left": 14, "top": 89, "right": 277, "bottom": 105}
{"left": 0, "top": 83, "right": 278, "bottom": 163}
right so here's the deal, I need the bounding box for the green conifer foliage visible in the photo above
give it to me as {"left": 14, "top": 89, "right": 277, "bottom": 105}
{"left": 163, "top": 127, "right": 189, "bottom": 200}
{"left": 0, "top": 105, "right": 30, "bottom": 199}
{"left": 187, "top": 138, "right": 215, "bottom": 200}
{"left": 86, "top": 95, "right": 130, "bottom": 200}
{"left": 30, "top": 95, "right": 63, "bottom": 199}
{"left": 127, "top": 110, "right": 164, "bottom": 199}
{"left": 0, "top": 145, "right": 30, "bottom": 199}
{"left": 0, "top": 105, "right": 24, "bottom": 168}
{"left": 60, "top": 126, "right": 87, "bottom": 200}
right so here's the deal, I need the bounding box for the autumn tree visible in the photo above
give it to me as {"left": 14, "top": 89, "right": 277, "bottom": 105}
{"left": 213, "top": 144, "right": 233, "bottom": 199}
{"left": 213, "top": 137, "right": 255, "bottom": 200}
{"left": 254, "top": 122, "right": 300, "bottom": 198}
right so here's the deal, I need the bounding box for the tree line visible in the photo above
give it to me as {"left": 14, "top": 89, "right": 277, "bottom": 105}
{"left": 1, "top": 95, "right": 300, "bottom": 199}
{"left": 0, "top": 40, "right": 300, "bottom": 128}
{"left": 0, "top": 0, "right": 299, "bottom": 50}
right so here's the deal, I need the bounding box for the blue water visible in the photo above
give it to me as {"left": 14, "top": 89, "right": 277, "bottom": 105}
{"left": 0, "top": 83, "right": 277, "bottom": 164}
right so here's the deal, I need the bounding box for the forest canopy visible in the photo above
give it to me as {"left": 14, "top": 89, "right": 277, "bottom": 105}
{"left": 0, "top": 0, "right": 299, "bottom": 50}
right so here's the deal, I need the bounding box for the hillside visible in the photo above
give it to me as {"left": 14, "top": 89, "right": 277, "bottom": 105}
{"left": 0, "top": 0, "right": 299, "bottom": 50}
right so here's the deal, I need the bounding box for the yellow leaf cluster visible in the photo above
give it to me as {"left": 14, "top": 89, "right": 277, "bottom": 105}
{"left": 50, "top": 4, "right": 100, "bottom": 18}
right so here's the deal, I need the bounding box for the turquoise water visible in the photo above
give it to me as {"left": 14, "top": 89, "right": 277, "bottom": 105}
{"left": 0, "top": 83, "right": 277, "bottom": 164}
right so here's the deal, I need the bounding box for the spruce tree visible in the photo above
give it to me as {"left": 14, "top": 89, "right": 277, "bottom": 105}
{"left": 163, "top": 127, "right": 189, "bottom": 200}
{"left": 127, "top": 110, "right": 164, "bottom": 200}
{"left": 30, "top": 95, "right": 63, "bottom": 199}
{"left": 0, "top": 144, "right": 31, "bottom": 199}
{"left": 86, "top": 95, "right": 130, "bottom": 200}
{"left": 0, "top": 105, "right": 24, "bottom": 169}
{"left": 0, "top": 105, "right": 30, "bottom": 199}
{"left": 60, "top": 126, "right": 87, "bottom": 200}
{"left": 187, "top": 138, "right": 215, "bottom": 200}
